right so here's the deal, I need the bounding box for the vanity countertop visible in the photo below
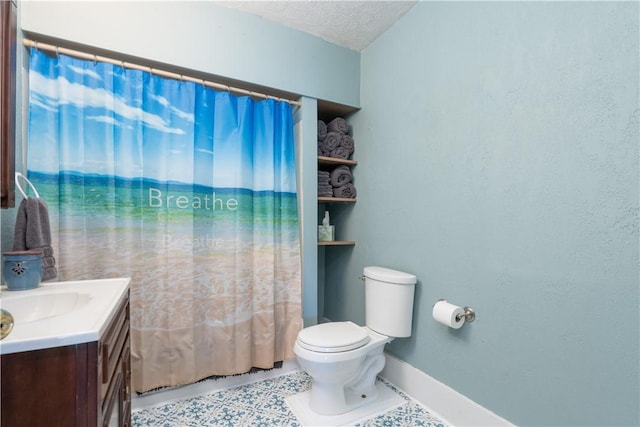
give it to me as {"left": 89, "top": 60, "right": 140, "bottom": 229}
{"left": 0, "top": 278, "right": 130, "bottom": 355}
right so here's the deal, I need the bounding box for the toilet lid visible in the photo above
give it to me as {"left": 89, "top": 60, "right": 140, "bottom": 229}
{"left": 297, "top": 321, "right": 370, "bottom": 353}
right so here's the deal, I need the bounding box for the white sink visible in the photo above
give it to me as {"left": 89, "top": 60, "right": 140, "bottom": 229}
{"left": 1, "top": 291, "right": 92, "bottom": 324}
{"left": 0, "top": 278, "right": 130, "bottom": 355}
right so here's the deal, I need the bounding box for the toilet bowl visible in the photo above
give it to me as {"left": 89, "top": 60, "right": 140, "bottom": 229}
{"left": 293, "top": 266, "right": 417, "bottom": 417}
{"left": 294, "top": 322, "right": 392, "bottom": 415}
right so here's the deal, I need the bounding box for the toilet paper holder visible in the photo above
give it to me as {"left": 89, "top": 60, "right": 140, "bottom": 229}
{"left": 458, "top": 306, "right": 475, "bottom": 323}
{"left": 437, "top": 299, "right": 476, "bottom": 323}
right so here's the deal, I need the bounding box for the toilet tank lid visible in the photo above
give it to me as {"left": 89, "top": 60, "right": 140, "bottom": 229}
{"left": 363, "top": 266, "right": 417, "bottom": 285}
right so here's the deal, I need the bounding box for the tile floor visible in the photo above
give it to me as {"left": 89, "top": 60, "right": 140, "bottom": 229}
{"left": 131, "top": 364, "right": 448, "bottom": 426}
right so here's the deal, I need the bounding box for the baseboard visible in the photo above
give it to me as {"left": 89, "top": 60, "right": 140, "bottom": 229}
{"left": 380, "top": 353, "right": 514, "bottom": 427}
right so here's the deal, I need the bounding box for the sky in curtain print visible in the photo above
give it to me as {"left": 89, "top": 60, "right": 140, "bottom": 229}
{"left": 27, "top": 50, "right": 296, "bottom": 192}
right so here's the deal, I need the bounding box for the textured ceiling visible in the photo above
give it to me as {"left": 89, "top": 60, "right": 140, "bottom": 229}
{"left": 214, "top": 1, "right": 418, "bottom": 51}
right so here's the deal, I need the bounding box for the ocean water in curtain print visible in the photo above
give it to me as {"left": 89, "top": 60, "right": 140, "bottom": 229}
{"left": 27, "top": 49, "right": 302, "bottom": 392}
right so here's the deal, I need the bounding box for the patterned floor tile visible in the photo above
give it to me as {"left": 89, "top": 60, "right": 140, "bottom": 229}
{"left": 132, "top": 371, "right": 446, "bottom": 427}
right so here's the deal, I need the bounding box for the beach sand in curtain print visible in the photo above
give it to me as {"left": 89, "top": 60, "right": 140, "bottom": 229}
{"left": 29, "top": 172, "right": 302, "bottom": 389}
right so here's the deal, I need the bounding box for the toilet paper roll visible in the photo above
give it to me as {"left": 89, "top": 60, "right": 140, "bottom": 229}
{"left": 432, "top": 300, "right": 465, "bottom": 329}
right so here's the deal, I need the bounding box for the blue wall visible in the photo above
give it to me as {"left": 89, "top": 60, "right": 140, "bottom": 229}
{"left": 325, "top": 2, "right": 639, "bottom": 425}
{"left": 13, "top": 1, "right": 640, "bottom": 425}
{"left": 20, "top": 1, "right": 360, "bottom": 108}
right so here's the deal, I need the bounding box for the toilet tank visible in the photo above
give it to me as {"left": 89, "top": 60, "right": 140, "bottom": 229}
{"left": 363, "top": 266, "right": 417, "bottom": 338}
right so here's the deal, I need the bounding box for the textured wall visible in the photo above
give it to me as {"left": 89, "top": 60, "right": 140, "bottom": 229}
{"left": 325, "top": 2, "right": 639, "bottom": 425}
{"left": 20, "top": 1, "right": 360, "bottom": 108}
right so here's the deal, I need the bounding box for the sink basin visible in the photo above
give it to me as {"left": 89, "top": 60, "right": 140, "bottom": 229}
{"left": 1, "top": 291, "right": 91, "bottom": 324}
{"left": 0, "top": 278, "right": 130, "bottom": 354}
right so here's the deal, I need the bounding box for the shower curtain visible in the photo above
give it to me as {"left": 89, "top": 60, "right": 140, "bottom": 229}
{"left": 26, "top": 49, "right": 302, "bottom": 392}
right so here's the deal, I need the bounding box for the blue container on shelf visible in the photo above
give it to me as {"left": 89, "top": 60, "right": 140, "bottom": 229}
{"left": 2, "top": 251, "right": 43, "bottom": 291}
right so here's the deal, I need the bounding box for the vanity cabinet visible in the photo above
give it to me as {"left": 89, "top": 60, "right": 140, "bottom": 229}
{"left": 1, "top": 292, "right": 131, "bottom": 427}
{"left": 100, "top": 293, "right": 131, "bottom": 427}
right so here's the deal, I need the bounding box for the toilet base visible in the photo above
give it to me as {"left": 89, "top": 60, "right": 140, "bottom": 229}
{"left": 285, "top": 381, "right": 405, "bottom": 427}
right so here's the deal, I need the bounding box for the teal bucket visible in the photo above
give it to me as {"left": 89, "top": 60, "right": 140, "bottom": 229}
{"left": 2, "top": 251, "right": 43, "bottom": 291}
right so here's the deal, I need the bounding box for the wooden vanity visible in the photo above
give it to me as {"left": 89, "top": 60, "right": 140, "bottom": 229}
{"left": 0, "top": 279, "right": 131, "bottom": 427}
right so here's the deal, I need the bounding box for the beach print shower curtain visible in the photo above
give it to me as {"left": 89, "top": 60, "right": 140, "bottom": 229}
{"left": 27, "top": 49, "right": 302, "bottom": 392}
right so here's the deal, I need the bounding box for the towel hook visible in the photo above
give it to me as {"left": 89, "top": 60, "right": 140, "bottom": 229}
{"left": 15, "top": 172, "right": 40, "bottom": 199}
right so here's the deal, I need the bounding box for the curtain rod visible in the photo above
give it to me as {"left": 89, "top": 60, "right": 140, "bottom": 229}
{"left": 22, "top": 39, "right": 302, "bottom": 107}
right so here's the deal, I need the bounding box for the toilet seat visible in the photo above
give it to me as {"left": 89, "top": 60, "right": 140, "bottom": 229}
{"left": 297, "top": 321, "right": 370, "bottom": 353}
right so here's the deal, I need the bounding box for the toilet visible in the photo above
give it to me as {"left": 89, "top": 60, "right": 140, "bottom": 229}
{"left": 293, "top": 266, "right": 417, "bottom": 416}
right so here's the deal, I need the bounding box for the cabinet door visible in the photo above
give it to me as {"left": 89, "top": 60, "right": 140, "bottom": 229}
{"left": 122, "top": 341, "right": 132, "bottom": 426}
{"left": 103, "top": 370, "right": 124, "bottom": 427}
{"left": 102, "top": 299, "right": 130, "bottom": 427}
{"left": 1, "top": 344, "right": 89, "bottom": 426}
